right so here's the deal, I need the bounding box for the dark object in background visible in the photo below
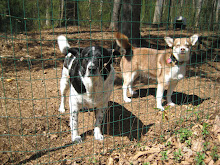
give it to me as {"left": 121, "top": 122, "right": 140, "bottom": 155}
{"left": 174, "top": 16, "right": 186, "bottom": 30}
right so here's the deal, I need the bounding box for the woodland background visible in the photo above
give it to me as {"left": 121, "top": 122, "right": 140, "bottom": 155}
{"left": 0, "top": 0, "right": 219, "bottom": 33}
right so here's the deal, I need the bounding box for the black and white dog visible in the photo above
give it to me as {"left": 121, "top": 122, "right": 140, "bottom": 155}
{"left": 57, "top": 35, "right": 115, "bottom": 143}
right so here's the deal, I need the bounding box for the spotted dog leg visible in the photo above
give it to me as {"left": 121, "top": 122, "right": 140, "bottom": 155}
{"left": 69, "top": 101, "right": 82, "bottom": 143}
{"left": 94, "top": 105, "right": 106, "bottom": 140}
{"left": 59, "top": 67, "right": 69, "bottom": 113}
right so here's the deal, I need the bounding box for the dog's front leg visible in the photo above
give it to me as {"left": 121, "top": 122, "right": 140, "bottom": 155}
{"left": 69, "top": 102, "right": 82, "bottom": 143}
{"left": 59, "top": 67, "right": 69, "bottom": 113}
{"left": 167, "top": 80, "right": 178, "bottom": 106}
{"left": 156, "top": 83, "right": 165, "bottom": 111}
{"left": 94, "top": 106, "right": 105, "bottom": 140}
{"left": 123, "top": 84, "right": 131, "bottom": 102}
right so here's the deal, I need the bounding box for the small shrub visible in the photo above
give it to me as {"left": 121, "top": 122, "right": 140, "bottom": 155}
{"left": 195, "top": 152, "right": 205, "bottom": 165}
{"left": 203, "top": 141, "right": 210, "bottom": 151}
{"left": 173, "top": 149, "right": 183, "bottom": 162}
{"left": 186, "top": 139, "right": 192, "bottom": 147}
{"left": 161, "top": 151, "right": 168, "bottom": 161}
{"left": 202, "top": 122, "right": 209, "bottom": 139}
{"left": 211, "top": 146, "right": 219, "bottom": 162}
{"left": 177, "top": 128, "right": 192, "bottom": 143}
{"left": 166, "top": 141, "right": 172, "bottom": 147}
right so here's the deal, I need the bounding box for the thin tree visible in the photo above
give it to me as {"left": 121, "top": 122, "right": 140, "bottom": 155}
{"left": 216, "top": 0, "right": 220, "bottom": 24}
{"left": 209, "top": 0, "right": 217, "bottom": 29}
{"left": 169, "top": 0, "right": 174, "bottom": 24}
{"left": 153, "top": 0, "right": 164, "bottom": 24}
{"left": 46, "top": 0, "right": 51, "bottom": 27}
{"left": 60, "top": 0, "right": 64, "bottom": 27}
{"left": 195, "top": 0, "right": 203, "bottom": 27}
{"left": 109, "top": 0, "right": 121, "bottom": 30}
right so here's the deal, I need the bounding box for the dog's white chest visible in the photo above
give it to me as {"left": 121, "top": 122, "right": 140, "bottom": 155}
{"left": 70, "top": 68, "right": 115, "bottom": 108}
{"left": 165, "top": 65, "right": 186, "bottom": 83}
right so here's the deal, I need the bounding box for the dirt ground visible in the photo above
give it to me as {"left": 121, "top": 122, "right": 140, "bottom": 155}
{"left": 0, "top": 26, "right": 219, "bottom": 164}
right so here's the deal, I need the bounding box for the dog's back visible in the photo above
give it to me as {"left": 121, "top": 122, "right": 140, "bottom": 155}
{"left": 115, "top": 32, "right": 171, "bottom": 78}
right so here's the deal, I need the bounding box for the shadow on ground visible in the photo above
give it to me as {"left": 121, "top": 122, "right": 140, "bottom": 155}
{"left": 133, "top": 88, "right": 209, "bottom": 106}
{"left": 81, "top": 101, "right": 154, "bottom": 141}
{"left": 17, "top": 101, "right": 154, "bottom": 164}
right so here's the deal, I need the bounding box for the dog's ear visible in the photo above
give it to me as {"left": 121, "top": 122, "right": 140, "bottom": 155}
{"left": 190, "top": 34, "right": 199, "bottom": 46}
{"left": 63, "top": 48, "right": 82, "bottom": 69}
{"left": 164, "top": 37, "right": 174, "bottom": 47}
{"left": 67, "top": 48, "right": 82, "bottom": 57}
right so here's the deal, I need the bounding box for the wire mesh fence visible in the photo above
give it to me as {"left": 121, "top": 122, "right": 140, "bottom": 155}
{"left": 0, "top": 0, "right": 219, "bottom": 164}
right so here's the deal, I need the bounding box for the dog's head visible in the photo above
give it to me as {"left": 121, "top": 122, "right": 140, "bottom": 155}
{"left": 164, "top": 34, "right": 199, "bottom": 62}
{"left": 77, "top": 46, "right": 114, "bottom": 79}
{"left": 61, "top": 46, "right": 115, "bottom": 80}
{"left": 58, "top": 35, "right": 117, "bottom": 93}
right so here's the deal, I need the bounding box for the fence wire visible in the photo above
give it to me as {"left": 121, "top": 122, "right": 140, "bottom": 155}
{"left": 0, "top": 0, "right": 219, "bottom": 164}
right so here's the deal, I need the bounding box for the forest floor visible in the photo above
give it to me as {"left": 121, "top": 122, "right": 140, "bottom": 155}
{"left": 0, "top": 26, "right": 219, "bottom": 164}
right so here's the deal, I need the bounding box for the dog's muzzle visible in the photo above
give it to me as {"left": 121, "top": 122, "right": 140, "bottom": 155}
{"left": 88, "top": 65, "right": 98, "bottom": 76}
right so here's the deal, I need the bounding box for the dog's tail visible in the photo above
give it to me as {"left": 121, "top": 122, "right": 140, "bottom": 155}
{"left": 57, "top": 35, "right": 70, "bottom": 55}
{"left": 114, "top": 32, "right": 134, "bottom": 51}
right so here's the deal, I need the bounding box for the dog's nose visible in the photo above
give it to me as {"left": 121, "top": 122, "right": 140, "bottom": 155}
{"left": 181, "top": 48, "right": 185, "bottom": 51}
{"left": 88, "top": 66, "right": 97, "bottom": 73}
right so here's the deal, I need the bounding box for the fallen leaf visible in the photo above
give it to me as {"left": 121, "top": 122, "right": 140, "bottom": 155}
{"left": 181, "top": 161, "right": 191, "bottom": 165}
{"left": 50, "top": 134, "right": 58, "bottom": 140}
{"left": 20, "top": 57, "right": 24, "bottom": 61}
{"left": 204, "top": 156, "right": 212, "bottom": 164}
{"left": 182, "top": 146, "right": 193, "bottom": 158}
{"left": 5, "top": 78, "right": 15, "bottom": 82}
{"left": 191, "top": 139, "right": 204, "bottom": 152}
{"left": 131, "top": 148, "right": 160, "bottom": 160}
{"left": 214, "top": 115, "right": 220, "bottom": 126}
{"left": 212, "top": 116, "right": 220, "bottom": 135}
{"left": 208, "top": 160, "right": 214, "bottom": 165}
{"left": 145, "top": 153, "right": 157, "bottom": 162}
{"left": 107, "top": 157, "right": 114, "bottom": 165}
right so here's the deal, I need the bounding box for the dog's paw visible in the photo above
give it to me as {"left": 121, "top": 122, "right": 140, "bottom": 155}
{"left": 124, "top": 97, "right": 132, "bottom": 103}
{"left": 72, "top": 136, "right": 82, "bottom": 143}
{"left": 167, "top": 102, "right": 175, "bottom": 106}
{"left": 59, "top": 106, "right": 65, "bottom": 113}
{"left": 94, "top": 127, "right": 104, "bottom": 141}
{"left": 94, "top": 134, "right": 104, "bottom": 141}
{"left": 157, "top": 106, "right": 165, "bottom": 111}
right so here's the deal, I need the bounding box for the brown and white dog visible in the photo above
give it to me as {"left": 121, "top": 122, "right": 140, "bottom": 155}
{"left": 115, "top": 32, "right": 198, "bottom": 110}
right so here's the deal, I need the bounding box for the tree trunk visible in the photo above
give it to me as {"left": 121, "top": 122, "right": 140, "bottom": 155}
{"left": 73, "top": 1, "right": 79, "bottom": 25}
{"left": 216, "top": 0, "right": 220, "bottom": 24}
{"left": 46, "top": 0, "right": 50, "bottom": 27}
{"left": 118, "top": 0, "right": 146, "bottom": 47}
{"left": 209, "top": 0, "right": 217, "bottom": 29}
{"left": 195, "top": 0, "right": 203, "bottom": 27}
{"left": 153, "top": 0, "right": 164, "bottom": 24}
{"left": 109, "top": 0, "right": 121, "bottom": 30}
{"left": 169, "top": 0, "right": 173, "bottom": 23}
{"left": 60, "top": 0, "right": 64, "bottom": 27}
{"left": 180, "top": 0, "right": 184, "bottom": 14}
{"left": 166, "top": 0, "right": 172, "bottom": 29}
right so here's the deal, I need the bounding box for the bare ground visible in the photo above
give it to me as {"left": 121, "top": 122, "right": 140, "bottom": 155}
{"left": 0, "top": 26, "right": 219, "bottom": 164}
